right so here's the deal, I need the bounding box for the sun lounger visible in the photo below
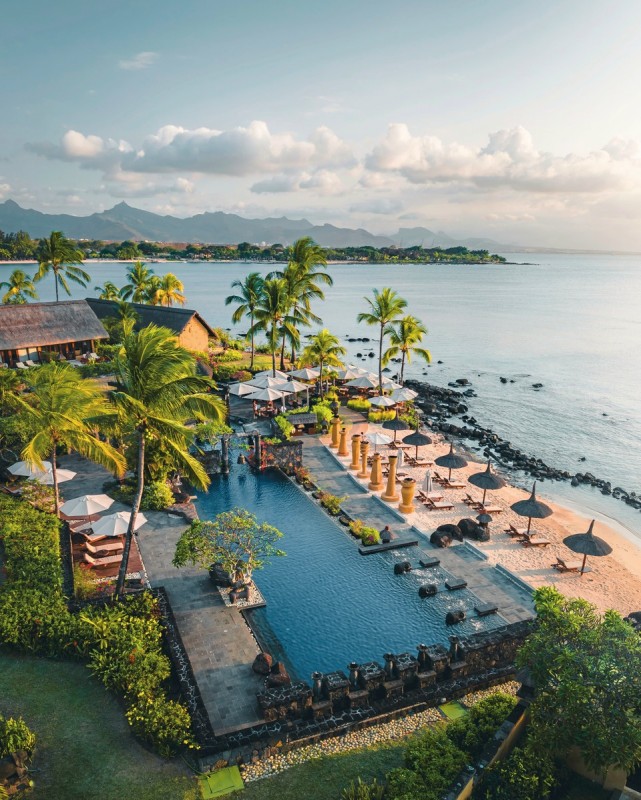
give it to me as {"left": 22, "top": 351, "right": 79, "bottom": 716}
{"left": 444, "top": 479, "right": 466, "bottom": 489}
{"left": 506, "top": 524, "right": 528, "bottom": 537}
{"left": 475, "top": 602, "right": 499, "bottom": 617}
{"left": 553, "top": 558, "right": 583, "bottom": 573}
{"left": 1, "top": 485, "right": 22, "bottom": 497}
{"left": 15, "top": 362, "right": 28, "bottom": 370}
{"left": 82, "top": 540, "right": 124, "bottom": 556}
{"left": 432, "top": 471, "right": 448, "bottom": 485}
{"left": 24, "top": 360, "right": 38, "bottom": 368}
{"left": 463, "top": 493, "right": 482, "bottom": 507}
{"left": 425, "top": 499, "right": 454, "bottom": 510}
{"left": 417, "top": 490, "right": 444, "bottom": 503}
{"left": 478, "top": 504, "right": 503, "bottom": 514}
{"left": 521, "top": 536, "right": 550, "bottom": 547}
{"left": 81, "top": 552, "right": 123, "bottom": 569}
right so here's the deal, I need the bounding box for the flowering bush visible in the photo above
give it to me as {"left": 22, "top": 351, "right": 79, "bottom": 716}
{"left": 318, "top": 491, "right": 345, "bottom": 516}
{"left": 348, "top": 519, "right": 381, "bottom": 546}
{"left": 126, "top": 692, "right": 196, "bottom": 759}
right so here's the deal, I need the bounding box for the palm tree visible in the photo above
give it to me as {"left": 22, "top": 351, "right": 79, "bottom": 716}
{"left": 120, "top": 261, "right": 155, "bottom": 303}
{"left": 300, "top": 329, "right": 346, "bottom": 398}
{"left": 111, "top": 322, "right": 225, "bottom": 598}
{"left": 383, "top": 315, "right": 431, "bottom": 384}
{"left": 144, "top": 275, "right": 162, "bottom": 305}
{"left": 248, "top": 279, "right": 300, "bottom": 376}
{"left": 225, "top": 272, "right": 264, "bottom": 369}
{"left": 10, "top": 362, "right": 125, "bottom": 515}
{"left": 95, "top": 280, "right": 121, "bottom": 301}
{"left": 34, "top": 232, "right": 89, "bottom": 302}
{"left": 154, "top": 273, "right": 185, "bottom": 307}
{"left": 0, "top": 269, "right": 38, "bottom": 304}
{"left": 357, "top": 288, "right": 408, "bottom": 390}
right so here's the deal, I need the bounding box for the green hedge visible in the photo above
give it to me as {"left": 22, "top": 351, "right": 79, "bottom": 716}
{"left": 347, "top": 398, "right": 371, "bottom": 412}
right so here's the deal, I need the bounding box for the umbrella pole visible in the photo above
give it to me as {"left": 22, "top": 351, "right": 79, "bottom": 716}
{"left": 482, "top": 488, "right": 487, "bottom": 506}
{"left": 448, "top": 466, "right": 452, "bottom": 481}
{"left": 527, "top": 516, "right": 532, "bottom": 534}
{"left": 581, "top": 553, "right": 588, "bottom": 576}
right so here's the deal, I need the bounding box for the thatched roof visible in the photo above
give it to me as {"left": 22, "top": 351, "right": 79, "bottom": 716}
{"left": 85, "top": 298, "right": 215, "bottom": 337}
{"left": 0, "top": 300, "right": 108, "bottom": 350}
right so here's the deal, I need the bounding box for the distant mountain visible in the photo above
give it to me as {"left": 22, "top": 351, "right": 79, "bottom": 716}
{"left": 392, "top": 226, "right": 507, "bottom": 251}
{"left": 0, "top": 200, "right": 395, "bottom": 248}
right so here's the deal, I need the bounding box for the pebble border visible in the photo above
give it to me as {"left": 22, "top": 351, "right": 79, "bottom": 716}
{"left": 240, "top": 681, "right": 519, "bottom": 783}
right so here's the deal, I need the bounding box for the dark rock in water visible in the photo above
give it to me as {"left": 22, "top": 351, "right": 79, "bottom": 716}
{"left": 437, "top": 523, "right": 463, "bottom": 542}
{"left": 368, "top": 352, "right": 375, "bottom": 358}
{"left": 571, "top": 477, "right": 580, "bottom": 487}
{"left": 418, "top": 584, "right": 438, "bottom": 598}
{"left": 356, "top": 352, "right": 362, "bottom": 357}
{"left": 437, "top": 360, "right": 443, "bottom": 364}
{"left": 455, "top": 378, "right": 470, "bottom": 386}
{"left": 394, "top": 560, "right": 412, "bottom": 575}
{"left": 602, "top": 412, "right": 608, "bottom": 416}
{"left": 578, "top": 456, "right": 586, "bottom": 462}
{"left": 383, "top": 367, "right": 391, "bottom": 372}
{"left": 348, "top": 338, "right": 357, "bottom": 342}
{"left": 446, "top": 609, "right": 466, "bottom": 625}
{"left": 252, "top": 653, "right": 273, "bottom": 675}
{"left": 362, "top": 337, "right": 370, "bottom": 342}
{"left": 430, "top": 530, "right": 452, "bottom": 548}
{"left": 510, "top": 379, "right": 516, "bottom": 383}
{"left": 532, "top": 383, "right": 544, "bottom": 389}
{"left": 500, "top": 377, "right": 507, "bottom": 384}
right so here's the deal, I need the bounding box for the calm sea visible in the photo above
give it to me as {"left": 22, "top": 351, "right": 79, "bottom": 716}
{"left": 4, "top": 253, "right": 641, "bottom": 539}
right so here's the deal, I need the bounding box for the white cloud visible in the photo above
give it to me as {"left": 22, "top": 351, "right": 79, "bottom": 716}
{"left": 250, "top": 169, "right": 344, "bottom": 195}
{"left": 26, "top": 129, "right": 132, "bottom": 169}
{"left": 118, "top": 51, "right": 158, "bottom": 70}
{"left": 0, "top": 181, "right": 11, "bottom": 199}
{"left": 349, "top": 197, "right": 404, "bottom": 215}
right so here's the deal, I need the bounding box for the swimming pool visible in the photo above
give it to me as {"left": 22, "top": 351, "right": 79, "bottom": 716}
{"left": 196, "top": 465, "right": 506, "bottom": 681}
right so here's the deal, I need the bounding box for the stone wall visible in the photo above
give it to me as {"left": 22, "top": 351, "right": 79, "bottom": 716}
{"left": 262, "top": 440, "right": 303, "bottom": 473}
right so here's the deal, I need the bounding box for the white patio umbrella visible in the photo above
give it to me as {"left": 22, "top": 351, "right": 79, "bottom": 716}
{"left": 36, "top": 468, "right": 76, "bottom": 485}
{"left": 381, "top": 376, "right": 402, "bottom": 389}
{"left": 365, "top": 431, "right": 392, "bottom": 452}
{"left": 248, "top": 375, "right": 291, "bottom": 389}
{"left": 245, "top": 387, "right": 287, "bottom": 402}
{"left": 273, "top": 378, "right": 309, "bottom": 393}
{"left": 390, "top": 387, "right": 418, "bottom": 402}
{"left": 8, "top": 460, "right": 52, "bottom": 478}
{"left": 336, "top": 366, "right": 370, "bottom": 380}
{"left": 252, "top": 369, "right": 289, "bottom": 379}
{"left": 288, "top": 367, "right": 320, "bottom": 380}
{"left": 59, "top": 494, "right": 114, "bottom": 518}
{"left": 228, "top": 382, "right": 258, "bottom": 397}
{"left": 91, "top": 510, "right": 148, "bottom": 538}
{"left": 345, "top": 375, "right": 378, "bottom": 389}
{"left": 87, "top": 352, "right": 99, "bottom": 361}
{"left": 369, "top": 395, "right": 397, "bottom": 408}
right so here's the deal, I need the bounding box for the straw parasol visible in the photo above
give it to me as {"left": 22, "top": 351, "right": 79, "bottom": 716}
{"left": 369, "top": 395, "right": 396, "bottom": 408}
{"left": 8, "top": 460, "right": 52, "bottom": 478}
{"left": 390, "top": 387, "right": 418, "bottom": 403}
{"left": 510, "top": 482, "right": 553, "bottom": 534}
{"left": 382, "top": 413, "right": 409, "bottom": 442}
{"left": 563, "top": 520, "right": 612, "bottom": 575}
{"left": 228, "top": 382, "right": 258, "bottom": 397}
{"left": 365, "top": 431, "right": 392, "bottom": 452}
{"left": 36, "top": 468, "right": 76, "bottom": 485}
{"left": 60, "top": 494, "right": 114, "bottom": 518}
{"left": 91, "top": 511, "right": 148, "bottom": 538}
{"left": 434, "top": 444, "right": 468, "bottom": 481}
{"left": 288, "top": 367, "right": 320, "bottom": 380}
{"left": 468, "top": 460, "right": 506, "bottom": 505}
{"left": 402, "top": 427, "right": 433, "bottom": 459}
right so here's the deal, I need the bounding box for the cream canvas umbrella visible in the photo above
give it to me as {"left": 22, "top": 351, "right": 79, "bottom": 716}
{"left": 91, "top": 511, "right": 148, "bottom": 538}
{"left": 8, "top": 460, "right": 52, "bottom": 478}
{"left": 36, "top": 468, "right": 76, "bottom": 485}
{"left": 390, "top": 387, "right": 418, "bottom": 402}
{"left": 273, "top": 378, "right": 309, "bottom": 393}
{"left": 247, "top": 375, "right": 291, "bottom": 389}
{"left": 365, "top": 431, "right": 392, "bottom": 452}
{"left": 369, "top": 395, "right": 397, "bottom": 408}
{"left": 336, "top": 366, "right": 371, "bottom": 380}
{"left": 59, "top": 494, "right": 114, "bottom": 518}
{"left": 245, "top": 387, "right": 287, "bottom": 402}
{"left": 228, "top": 382, "right": 258, "bottom": 397}
{"left": 253, "top": 369, "right": 289, "bottom": 379}
{"left": 345, "top": 376, "right": 378, "bottom": 389}
{"left": 288, "top": 367, "right": 320, "bottom": 380}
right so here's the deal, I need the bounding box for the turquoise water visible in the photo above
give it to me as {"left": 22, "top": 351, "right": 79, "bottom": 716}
{"left": 6, "top": 252, "right": 641, "bottom": 537}
{"left": 196, "top": 466, "right": 505, "bottom": 681}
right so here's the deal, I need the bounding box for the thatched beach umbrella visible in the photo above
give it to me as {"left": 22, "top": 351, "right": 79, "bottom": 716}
{"left": 510, "top": 482, "right": 552, "bottom": 534}
{"left": 563, "top": 520, "right": 612, "bottom": 576}
{"left": 382, "top": 413, "right": 409, "bottom": 442}
{"left": 434, "top": 444, "right": 468, "bottom": 481}
{"left": 402, "top": 427, "right": 432, "bottom": 460}
{"left": 468, "top": 460, "right": 506, "bottom": 505}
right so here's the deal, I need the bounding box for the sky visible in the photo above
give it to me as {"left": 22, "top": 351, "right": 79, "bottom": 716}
{"left": 3, "top": 0, "right": 641, "bottom": 248}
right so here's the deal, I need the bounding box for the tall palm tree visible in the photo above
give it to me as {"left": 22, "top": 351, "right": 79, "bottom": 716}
{"left": 0, "top": 269, "right": 38, "bottom": 304}
{"left": 154, "top": 273, "right": 185, "bottom": 307}
{"left": 9, "top": 362, "right": 125, "bottom": 515}
{"left": 248, "top": 279, "right": 300, "bottom": 376}
{"left": 300, "top": 329, "right": 346, "bottom": 398}
{"left": 95, "top": 280, "right": 121, "bottom": 301}
{"left": 144, "top": 275, "right": 162, "bottom": 305}
{"left": 34, "top": 231, "right": 89, "bottom": 302}
{"left": 225, "top": 272, "right": 264, "bottom": 370}
{"left": 382, "top": 315, "right": 431, "bottom": 384}
{"left": 120, "top": 261, "right": 155, "bottom": 303}
{"left": 111, "top": 322, "right": 225, "bottom": 598}
{"left": 357, "top": 288, "right": 408, "bottom": 391}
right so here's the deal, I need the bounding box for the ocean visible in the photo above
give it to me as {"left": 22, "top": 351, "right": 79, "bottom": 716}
{"left": 4, "top": 252, "right": 641, "bottom": 539}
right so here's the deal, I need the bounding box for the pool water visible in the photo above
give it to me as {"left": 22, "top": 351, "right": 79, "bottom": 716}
{"left": 196, "top": 465, "right": 505, "bottom": 681}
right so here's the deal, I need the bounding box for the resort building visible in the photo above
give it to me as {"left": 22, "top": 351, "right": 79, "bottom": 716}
{"left": 85, "top": 298, "right": 215, "bottom": 352}
{"left": 0, "top": 300, "right": 108, "bottom": 366}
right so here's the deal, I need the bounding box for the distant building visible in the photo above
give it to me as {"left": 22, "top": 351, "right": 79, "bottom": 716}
{"left": 0, "top": 300, "right": 108, "bottom": 367}
{"left": 85, "top": 298, "right": 215, "bottom": 352}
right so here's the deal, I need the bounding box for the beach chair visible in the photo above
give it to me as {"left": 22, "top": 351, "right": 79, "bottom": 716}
{"left": 479, "top": 504, "right": 503, "bottom": 514}
{"left": 464, "top": 493, "right": 482, "bottom": 507}
{"left": 506, "top": 524, "right": 528, "bottom": 537}
{"left": 425, "top": 499, "right": 454, "bottom": 511}
{"left": 24, "top": 360, "right": 38, "bottom": 368}
{"left": 15, "top": 362, "right": 28, "bottom": 370}
{"left": 553, "top": 558, "right": 583, "bottom": 573}
{"left": 444, "top": 479, "right": 466, "bottom": 489}
{"left": 82, "top": 539, "right": 124, "bottom": 556}
{"left": 521, "top": 535, "right": 550, "bottom": 547}
{"left": 81, "top": 552, "right": 123, "bottom": 569}
{"left": 432, "top": 471, "right": 448, "bottom": 485}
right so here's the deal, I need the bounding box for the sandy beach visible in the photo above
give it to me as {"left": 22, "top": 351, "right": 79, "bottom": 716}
{"left": 337, "top": 419, "right": 641, "bottom": 616}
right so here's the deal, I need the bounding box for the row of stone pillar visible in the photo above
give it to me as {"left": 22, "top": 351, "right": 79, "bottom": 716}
{"left": 328, "top": 416, "right": 416, "bottom": 514}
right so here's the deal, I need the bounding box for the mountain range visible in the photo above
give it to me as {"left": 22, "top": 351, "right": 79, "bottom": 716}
{"left": 0, "top": 200, "right": 508, "bottom": 250}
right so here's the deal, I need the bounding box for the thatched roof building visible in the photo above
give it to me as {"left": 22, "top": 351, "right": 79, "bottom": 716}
{"left": 0, "top": 300, "right": 108, "bottom": 366}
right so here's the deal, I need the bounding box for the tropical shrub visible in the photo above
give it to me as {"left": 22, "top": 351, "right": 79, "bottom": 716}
{"left": 473, "top": 744, "right": 558, "bottom": 800}
{"left": 368, "top": 410, "right": 396, "bottom": 422}
{"left": 126, "top": 692, "right": 196, "bottom": 759}
{"left": 211, "top": 364, "right": 240, "bottom": 381}
{"left": 318, "top": 491, "right": 344, "bottom": 515}
{"left": 399, "top": 404, "right": 420, "bottom": 429}
{"left": 447, "top": 693, "right": 517, "bottom": 760}
{"left": 73, "top": 563, "right": 102, "bottom": 601}
{"left": 348, "top": 519, "right": 381, "bottom": 546}
{"left": 112, "top": 480, "right": 174, "bottom": 511}
{"left": 232, "top": 369, "right": 252, "bottom": 382}
{"left": 387, "top": 727, "right": 467, "bottom": 800}
{"left": 78, "top": 362, "right": 116, "bottom": 378}
{"left": 293, "top": 466, "right": 311, "bottom": 484}
{"left": 18, "top": 481, "right": 56, "bottom": 513}
{"left": 274, "top": 414, "right": 294, "bottom": 440}
{"left": 313, "top": 402, "right": 333, "bottom": 425}
{"left": 0, "top": 714, "right": 36, "bottom": 757}
{"left": 341, "top": 776, "right": 385, "bottom": 800}
{"left": 347, "top": 398, "right": 371, "bottom": 412}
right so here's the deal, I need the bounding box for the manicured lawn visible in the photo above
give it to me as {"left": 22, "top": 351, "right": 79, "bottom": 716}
{"left": 0, "top": 651, "right": 198, "bottom": 800}
{"left": 234, "top": 742, "right": 405, "bottom": 800}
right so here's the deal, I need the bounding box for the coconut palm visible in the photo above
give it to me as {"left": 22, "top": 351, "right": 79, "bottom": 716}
{"left": 300, "top": 329, "right": 346, "bottom": 398}
{"left": 34, "top": 231, "right": 89, "bottom": 302}
{"left": 0, "top": 269, "right": 38, "bottom": 304}
{"left": 0, "top": 369, "right": 20, "bottom": 414}
{"left": 248, "top": 279, "right": 300, "bottom": 376}
{"left": 382, "top": 315, "right": 431, "bottom": 384}
{"left": 120, "top": 261, "right": 155, "bottom": 303}
{"left": 111, "top": 322, "right": 225, "bottom": 598}
{"left": 357, "top": 288, "right": 408, "bottom": 390}
{"left": 9, "top": 362, "right": 125, "bottom": 515}
{"left": 154, "top": 273, "right": 186, "bottom": 307}
{"left": 95, "top": 280, "right": 121, "bottom": 301}
{"left": 144, "top": 275, "right": 162, "bottom": 305}
{"left": 225, "top": 272, "right": 265, "bottom": 370}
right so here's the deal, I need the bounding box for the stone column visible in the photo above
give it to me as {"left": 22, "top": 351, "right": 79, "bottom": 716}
{"left": 357, "top": 439, "right": 370, "bottom": 478}
{"left": 220, "top": 434, "right": 230, "bottom": 475}
{"left": 368, "top": 452, "right": 384, "bottom": 491}
{"left": 329, "top": 416, "right": 341, "bottom": 449}
{"left": 350, "top": 434, "right": 361, "bottom": 471}
{"left": 381, "top": 453, "right": 400, "bottom": 502}
{"left": 254, "top": 433, "right": 262, "bottom": 469}
{"left": 399, "top": 477, "right": 416, "bottom": 514}
{"left": 338, "top": 426, "right": 349, "bottom": 456}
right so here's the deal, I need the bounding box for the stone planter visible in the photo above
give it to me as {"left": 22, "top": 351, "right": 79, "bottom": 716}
{"left": 399, "top": 478, "right": 416, "bottom": 514}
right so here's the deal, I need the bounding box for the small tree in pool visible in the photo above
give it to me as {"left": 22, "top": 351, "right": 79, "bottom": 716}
{"left": 172, "top": 507, "right": 285, "bottom": 585}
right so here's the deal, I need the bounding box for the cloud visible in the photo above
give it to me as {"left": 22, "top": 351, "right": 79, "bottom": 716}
{"left": 118, "top": 51, "right": 158, "bottom": 70}
{"left": 0, "top": 181, "right": 11, "bottom": 199}
{"left": 26, "top": 129, "right": 132, "bottom": 170}
{"left": 250, "top": 169, "right": 344, "bottom": 195}
{"left": 365, "top": 124, "right": 640, "bottom": 193}
{"left": 349, "top": 197, "right": 404, "bottom": 214}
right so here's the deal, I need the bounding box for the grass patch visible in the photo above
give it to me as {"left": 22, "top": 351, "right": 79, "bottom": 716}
{"left": 234, "top": 740, "right": 405, "bottom": 800}
{"left": 0, "top": 651, "right": 198, "bottom": 800}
